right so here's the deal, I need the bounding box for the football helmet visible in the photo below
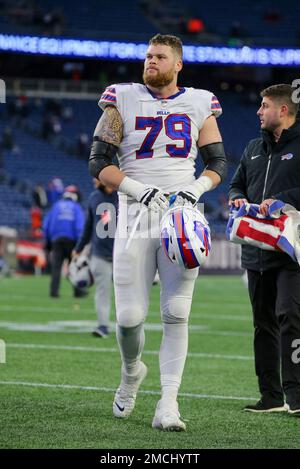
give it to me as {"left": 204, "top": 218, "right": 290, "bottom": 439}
{"left": 68, "top": 255, "right": 94, "bottom": 288}
{"left": 160, "top": 205, "right": 211, "bottom": 269}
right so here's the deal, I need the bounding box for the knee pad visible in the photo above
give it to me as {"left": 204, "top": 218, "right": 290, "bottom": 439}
{"left": 161, "top": 296, "right": 191, "bottom": 324}
{"left": 117, "top": 305, "right": 146, "bottom": 328}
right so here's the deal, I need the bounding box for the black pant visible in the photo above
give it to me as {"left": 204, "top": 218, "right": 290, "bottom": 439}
{"left": 247, "top": 266, "right": 300, "bottom": 407}
{"left": 50, "top": 237, "right": 80, "bottom": 297}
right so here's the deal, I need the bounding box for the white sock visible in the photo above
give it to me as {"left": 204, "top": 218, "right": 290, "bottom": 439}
{"left": 159, "top": 322, "right": 188, "bottom": 401}
{"left": 116, "top": 323, "right": 145, "bottom": 376}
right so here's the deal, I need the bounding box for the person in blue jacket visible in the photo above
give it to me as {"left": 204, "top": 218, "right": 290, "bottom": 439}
{"left": 43, "top": 185, "right": 85, "bottom": 298}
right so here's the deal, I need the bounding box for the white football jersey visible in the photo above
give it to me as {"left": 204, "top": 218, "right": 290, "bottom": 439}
{"left": 99, "top": 83, "right": 222, "bottom": 192}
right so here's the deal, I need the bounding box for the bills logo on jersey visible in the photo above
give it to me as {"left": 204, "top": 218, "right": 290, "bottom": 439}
{"left": 281, "top": 153, "right": 294, "bottom": 160}
{"left": 157, "top": 99, "right": 170, "bottom": 115}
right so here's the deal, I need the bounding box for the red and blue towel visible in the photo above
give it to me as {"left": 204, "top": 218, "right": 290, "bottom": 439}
{"left": 226, "top": 200, "right": 300, "bottom": 264}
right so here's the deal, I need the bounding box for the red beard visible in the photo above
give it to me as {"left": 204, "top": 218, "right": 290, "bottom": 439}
{"left": 143, "top": 68, "right": 175, "bottom": 88}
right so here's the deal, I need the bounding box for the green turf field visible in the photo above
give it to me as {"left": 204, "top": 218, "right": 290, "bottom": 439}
{"left": 0, "top": 275, "right": 299, "bottom": 449}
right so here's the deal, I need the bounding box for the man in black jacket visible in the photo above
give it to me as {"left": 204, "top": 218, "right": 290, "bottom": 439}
{"left": 229, "top": 83, "right": 300, "bottom": 415}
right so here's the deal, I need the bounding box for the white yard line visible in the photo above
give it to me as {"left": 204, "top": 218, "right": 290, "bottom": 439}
{"left": 1, "top": 304, "right": 251, "bottom": 320}
{"left": 0, "top": 320, "right": 252, "bottom": 336}
{"left": 0, "top": 305, "right": 95, "bottom": 314}
{"left": 7, "top": 343, "right": 253, "bottom": 361}
{"left": 0, "top": 380, "right": 257, "bottom": 402}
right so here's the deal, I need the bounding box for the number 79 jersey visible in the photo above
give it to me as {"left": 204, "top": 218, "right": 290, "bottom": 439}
{"left": 99, "top": 83, "right": 222, "bottom": 192}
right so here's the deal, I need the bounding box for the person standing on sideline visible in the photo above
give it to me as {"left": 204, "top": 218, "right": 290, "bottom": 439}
{"left": 43, "top": 185, "right": 85, "bottom": 298}
{"left": 229, "top": 84, "right": 300, "bottom": 415}
{"left": 73, "top": 178, "right": 118, "bottom": 338}
{"left": 89, "top": 34, "right": 227, "bottom": 430}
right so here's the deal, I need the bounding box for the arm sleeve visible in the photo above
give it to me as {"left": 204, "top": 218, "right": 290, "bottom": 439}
{"left": 199, "top": 142, "right": 227, "bottom": 181}
{"left": 75, "top": 205, "right": 93, "bottom": 252}
{"left": 75, "top": 205, "right": 86, "bottom": 241}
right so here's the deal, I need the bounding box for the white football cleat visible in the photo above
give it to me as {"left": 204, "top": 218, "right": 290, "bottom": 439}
{"left": 152, "top": 399, "right": 186, "bottom": 431}
{"left": 113, "top": 362, "right": 148, "bottom": 418}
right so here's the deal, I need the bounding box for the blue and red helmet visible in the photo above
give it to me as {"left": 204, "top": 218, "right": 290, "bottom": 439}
{"left": 160, "top": 206, "right": 211, "bottom": 269}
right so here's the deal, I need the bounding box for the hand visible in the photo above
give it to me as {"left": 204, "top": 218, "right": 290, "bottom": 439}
{"left": 172, "top": 188, "right": 198, "bottom": 207}
{"left": 229, "top": 198, "right": 248, "bottom": 208}
{"left": 118, "top": 177, "right": 169, "bottom": 212}
{"left": 137, "top": 186, "right": 169, "bottom": 212}
{"left": 259, "top": 198, "right": 275, "bottom": 216}
{"left": 172, "top": 176, "right": 213, "bottom": 207}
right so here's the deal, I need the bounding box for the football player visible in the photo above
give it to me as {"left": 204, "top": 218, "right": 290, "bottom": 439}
{"left": 89, "top": 34, "right": 227, "bottom": 431}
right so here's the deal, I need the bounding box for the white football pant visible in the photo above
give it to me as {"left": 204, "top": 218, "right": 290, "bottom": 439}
{"left": 114, "top": 199, "right": 198, "bottom": 396}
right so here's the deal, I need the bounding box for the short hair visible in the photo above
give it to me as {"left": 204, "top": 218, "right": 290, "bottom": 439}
{"left": 260, "top": 84, "right": 299, "bottom": 116}
{"left": 148, "top": 34, "right": 183, "bottom": 59}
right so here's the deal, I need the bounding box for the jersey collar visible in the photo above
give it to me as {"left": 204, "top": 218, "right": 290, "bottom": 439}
{"left": 145, "top": 86, "right": 186, "bottom": 100}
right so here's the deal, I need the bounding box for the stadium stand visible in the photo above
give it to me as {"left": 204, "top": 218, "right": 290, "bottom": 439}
{"left": 0, "top": 0, "right": 154, "bottom": 39}
{"left": 0, "top": 127, "right": 92, "bottom": 198}
{"left": 1, "top": 0, "right": 300, "bottom": 45}
{"left": 192, "top": 0, "right": 300, "bottom": 44}
{"left": 142, "top": 0, "right": 300, "bottom": 45}
{"left": 0, "top": 181, "right": 31, "bottom": 229}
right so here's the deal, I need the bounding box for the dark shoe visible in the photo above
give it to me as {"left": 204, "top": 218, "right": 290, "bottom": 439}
{"left": 243, "top": 399, "right": 287, "bottom": 413}
{"left": 50, "top": 293, "right": 59, "bottom": 298}
{"left": 92, "top": 325, "right": 109, "bottom": 338}
{"left": 287, "top": 402, "right": 300, "bottom": 416}
{"left": 73, "top": 289, "right": 88, "bottom": 298}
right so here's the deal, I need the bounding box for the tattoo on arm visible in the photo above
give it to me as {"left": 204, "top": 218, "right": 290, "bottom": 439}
{"left": 94, "top": 106, "right": 123, "bottom": 146}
